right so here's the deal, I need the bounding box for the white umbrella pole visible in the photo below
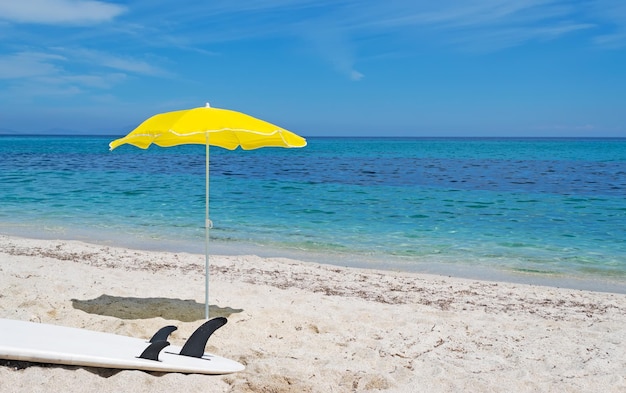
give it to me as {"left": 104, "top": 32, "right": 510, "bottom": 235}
{"left": 205, "top": 138, "right": 210, "bottom": 320}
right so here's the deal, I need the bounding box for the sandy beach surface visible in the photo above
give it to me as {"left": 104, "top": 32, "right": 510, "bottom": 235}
{"left": 1, "top": 234, "right": 625, "bottom": 392}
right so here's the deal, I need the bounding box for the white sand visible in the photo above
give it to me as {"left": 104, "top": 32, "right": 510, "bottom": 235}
{"left": 1, "top": 234, "right": 625, "bottom": 393}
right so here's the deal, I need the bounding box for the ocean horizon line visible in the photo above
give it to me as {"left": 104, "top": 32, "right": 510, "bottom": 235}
{"left": 1, "top": 133, "right": 625, "bottom": 141}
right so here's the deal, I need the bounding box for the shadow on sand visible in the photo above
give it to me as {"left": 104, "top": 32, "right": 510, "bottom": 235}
{"left": 71, "top": 294, "right": 243, "bottom": 322}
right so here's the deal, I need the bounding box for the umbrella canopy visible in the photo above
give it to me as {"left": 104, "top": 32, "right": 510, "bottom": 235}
{"left": 109, "top": 104, "right": 306, "bottom": 319}
{"left": 109, "top": 104, "right": 306, "bottom": 150}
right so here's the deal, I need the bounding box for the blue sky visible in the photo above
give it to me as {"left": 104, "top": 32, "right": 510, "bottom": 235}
{"left": 0, "top": 0, "right": 625, "bottom": 137}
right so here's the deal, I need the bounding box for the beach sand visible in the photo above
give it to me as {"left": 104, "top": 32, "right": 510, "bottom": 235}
{"left": 1, "top": 234, "right": 625, "bottom": 392}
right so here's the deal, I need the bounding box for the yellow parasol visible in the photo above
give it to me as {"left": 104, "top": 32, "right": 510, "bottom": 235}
{"left": 110, "top": 103, "right": 306, "bottom": 319}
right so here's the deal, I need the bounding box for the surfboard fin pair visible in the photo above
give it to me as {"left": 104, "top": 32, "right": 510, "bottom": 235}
{"left": 139, "top": 317, "right": 228, "bottom": 361}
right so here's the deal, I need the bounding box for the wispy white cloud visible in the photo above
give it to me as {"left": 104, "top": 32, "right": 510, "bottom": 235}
{"left": 55, "top": 47, "right": 171, "bottom": 77}
{"left": 594, "top": 31, "right": 626, "bottom": 48}
{"left": 589, "top": 0, "right": 626, "bottom": 48}
{"left": 446, "top": 22, "right": 595, "bottom": 52}
{"left": 380, "top": 0, "right": 571, "bottom": 29}
{"left": 295, "top": 16, "right": 365, "bottom": 81}
{"left": 0, "top": 48, "right": 159, "bottom": 103}
{"left": 0, "top": 76, "right": 85, "bottom": 102}
{"left": 0, "top": 0, "right": 126, "bottom": 25}
{"left": 41, "top": 72, "right": 127, "bottom": 89}
{"left": 328, "top": 0, "right": 598, "bottom": 53}
{"left": 0, "top": 47, "right": 168, "bottom": 80}
{"left": 0, "top": 52, "right": 65, "bottom": 79}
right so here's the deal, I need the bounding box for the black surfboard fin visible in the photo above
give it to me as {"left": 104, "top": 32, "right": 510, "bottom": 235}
{"left": 179, "top": 317, "right": 228, "bottom": 358}
{"left": 149, "top": 325, "right": 178, "bottom": 343}
{"left": 138, "top": 340, "right": 170, "bottom": 361}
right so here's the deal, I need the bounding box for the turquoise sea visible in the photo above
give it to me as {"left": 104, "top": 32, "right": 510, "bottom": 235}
{"left": 1, "top": 136, "right": 625, "bottom": 292}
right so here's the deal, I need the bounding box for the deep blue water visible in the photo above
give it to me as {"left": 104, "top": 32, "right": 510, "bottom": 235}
{"left": 1, "top": 136, "right": 625, "bottom": 292}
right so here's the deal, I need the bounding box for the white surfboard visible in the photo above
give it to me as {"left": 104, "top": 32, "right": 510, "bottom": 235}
{"left": 0, "top": 318, "right": 244, "bottom": 374}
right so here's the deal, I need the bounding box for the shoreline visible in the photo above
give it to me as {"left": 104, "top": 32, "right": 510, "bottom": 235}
{"left": 2, "top": 234, "right": 626, "bottom": 392}
{"left": 3, "top": 225, "right": 625, "bottom": 295}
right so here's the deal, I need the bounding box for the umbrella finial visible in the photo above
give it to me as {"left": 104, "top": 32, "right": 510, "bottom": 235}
{"left": 205, "top": 102, "right": 211, "bottom": 108}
